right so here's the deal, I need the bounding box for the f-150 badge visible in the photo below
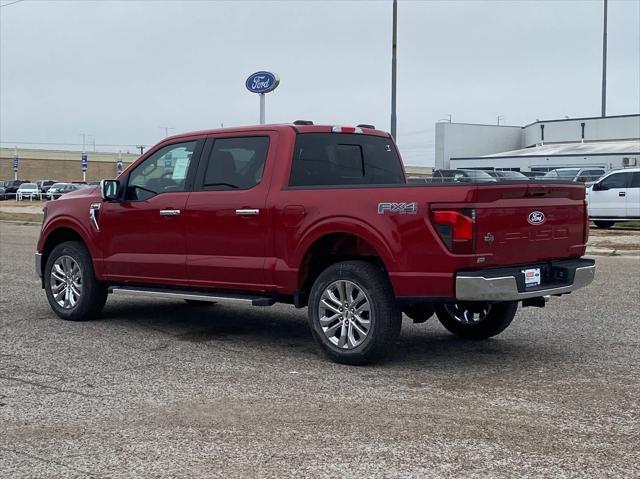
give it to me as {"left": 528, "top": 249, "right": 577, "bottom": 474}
{"left": 378, "top": 202, "right": 418, "bottom": 214}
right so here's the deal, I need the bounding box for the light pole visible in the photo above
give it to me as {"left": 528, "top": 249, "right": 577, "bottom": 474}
{"left": 159, "top": 126, "right": 174, "bottom": 137}
{"left": 601, "top": 0, "right": 608, "bottom": 117}
{"left": 390, "top": 0, "right": 398, "bottom": 139}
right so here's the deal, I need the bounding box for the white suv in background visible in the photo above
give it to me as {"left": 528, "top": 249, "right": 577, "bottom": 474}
{"left": 587, "top": 168, "right": 640, "bottom": 228}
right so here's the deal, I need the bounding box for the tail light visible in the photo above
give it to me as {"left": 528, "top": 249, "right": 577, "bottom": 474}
{"left": 432, "top": 208, "right": 475, "bottom": 254}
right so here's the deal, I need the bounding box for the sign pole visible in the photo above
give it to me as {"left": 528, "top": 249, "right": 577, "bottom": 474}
{"left": 246, "top": 71, "right": 279, "bottom": 124}
{"left": 13, "top": 146, "right": 18, "bottom": 180}
{"left": 81, "top": 152, "right": 88, "bottom": 182}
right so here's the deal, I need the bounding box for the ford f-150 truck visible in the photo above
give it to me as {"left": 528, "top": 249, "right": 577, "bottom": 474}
{"left": 36, "top": 123, "right": 595, "bottom": 364}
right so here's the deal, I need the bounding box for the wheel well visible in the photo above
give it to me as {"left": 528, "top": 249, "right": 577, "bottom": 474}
{"left": 42, "top": 227, "right": 86, "bottom": 268}
{"left": 297, "top": 233, "right": 387, "bottom": 306}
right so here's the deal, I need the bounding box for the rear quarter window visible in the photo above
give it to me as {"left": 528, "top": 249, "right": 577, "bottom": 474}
{"left": 289, "top": 133, "right": 404, "bottom": 187}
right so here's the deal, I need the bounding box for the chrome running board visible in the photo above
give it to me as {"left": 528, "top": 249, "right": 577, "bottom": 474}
{"left": 109, "top": 286, "right": 276, "bottom": 306}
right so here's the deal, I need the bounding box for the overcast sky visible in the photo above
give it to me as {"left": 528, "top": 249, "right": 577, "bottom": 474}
{"left": 1, "top": 0, "right": 638, "bottom": 165}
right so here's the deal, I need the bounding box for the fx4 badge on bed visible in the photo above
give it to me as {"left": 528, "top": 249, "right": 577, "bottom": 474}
{"left": 378, "top": 202, "right": 418, "bottom": 214}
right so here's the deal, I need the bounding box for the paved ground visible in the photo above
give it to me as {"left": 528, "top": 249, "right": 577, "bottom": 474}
{"left": 1, "top": 223, "right": 639, "bottom": 478}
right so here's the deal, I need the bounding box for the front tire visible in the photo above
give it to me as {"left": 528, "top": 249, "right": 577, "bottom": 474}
{"left": 308, "top": 261, "right": 401, "bottom": 365}
{"left": 435, "top": 301, "right": 518, "bottom": 339}
{"left": 44, "top": 241, "right": 108, "bottom": 321}
{"left": 593, "top": 220, "right": 615, "bottom": 229}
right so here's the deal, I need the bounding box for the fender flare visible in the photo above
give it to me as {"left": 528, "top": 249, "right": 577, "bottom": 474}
{"left": 293, "top": 216, "right": 397, "bottom": 272}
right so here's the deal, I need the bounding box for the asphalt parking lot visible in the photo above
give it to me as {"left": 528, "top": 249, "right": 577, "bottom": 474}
{"left": 1, "top": 223, "right": 639, "bottom": 478}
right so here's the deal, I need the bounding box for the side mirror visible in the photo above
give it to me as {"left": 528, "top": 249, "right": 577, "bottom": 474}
{"left": 101, "top": 179, "right": 120, "bottom": 201}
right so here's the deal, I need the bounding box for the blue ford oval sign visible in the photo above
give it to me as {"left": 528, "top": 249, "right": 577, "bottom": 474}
{"left": 245, "top": 71, "right": 280, "bottom": 94}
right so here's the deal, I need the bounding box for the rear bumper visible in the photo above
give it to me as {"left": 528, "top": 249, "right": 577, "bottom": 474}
{"left": 456, "top": 258, "right": 595, "bottom": 302}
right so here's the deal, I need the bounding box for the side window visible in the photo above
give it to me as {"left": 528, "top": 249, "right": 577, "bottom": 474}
{"left": 600, "top": 172, "right": 630, "bottom": 190}
{"left": 289, "top": 133, "right": 404, "bottom": 187}
{"left": 202, "top": 137, "right": 269, "bottom": 191}
{"left": 630, "top": 172, "right": 640, "bottom": 188}
{"left": 126, "top": 141, "right": 196, "bottom": 201}
{"left": 578, "top": 170, "right": 605, "bottom": 183}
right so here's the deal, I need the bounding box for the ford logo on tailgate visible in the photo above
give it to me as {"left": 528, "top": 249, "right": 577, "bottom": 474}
{"left": 528, "top": 211, "right": 546, "bottom": 225}
{"left": 245, "top": 71, "right": 280, "bottom": 94}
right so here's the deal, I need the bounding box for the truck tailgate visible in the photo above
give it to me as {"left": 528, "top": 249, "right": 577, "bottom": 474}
{"left": 470, "top": 183, "right": 587, "bottom": 266}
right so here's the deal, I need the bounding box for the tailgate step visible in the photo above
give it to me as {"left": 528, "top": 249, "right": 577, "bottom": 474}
{"left": 109, "top": 286, "right": 276, "bottom": 306}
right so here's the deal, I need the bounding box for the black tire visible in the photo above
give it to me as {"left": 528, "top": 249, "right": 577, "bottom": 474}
{"left": 308, "top": 261, "right": 401, "bottom": 365}
{"left": 593, "top": 220, "right": 615, "bottom": 229}
{"left": 44, "top": 241, "right": 108, "bottom": 321}
{"left": 403, "top": 304, "right": 435, "bottom": 323}
{"left": 435, "top": 301, "right": 518, "bottom": 339}
{"left": 184, "top": 299, "right": 215, "bottom": 306}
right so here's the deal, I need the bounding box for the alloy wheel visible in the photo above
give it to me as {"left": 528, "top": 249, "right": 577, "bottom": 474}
{"left": 50, "top": 255, "right": 83, "bottom": 309}
{"left": 318, "top": 280, "right": 372, "bottom": 349}
{"left": 444, "top": 302, "right": 492, "bottom": 324}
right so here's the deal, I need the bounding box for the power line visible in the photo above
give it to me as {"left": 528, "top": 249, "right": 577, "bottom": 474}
{"left": 0, "top": 140, "right": 146, "bottom": 147}
{"left": 0, "top": 0, "right": 26, "bottom": 8}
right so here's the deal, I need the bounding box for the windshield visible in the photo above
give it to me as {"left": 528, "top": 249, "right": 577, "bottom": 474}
{"left": 462, "top": 170, "right": 494, "bottom": 179}
{"left": 499, "top": 171, "right": 527, "bottom": 178}
{"left": 20, "top": 183, "right": 37, "bottom": 188}
{"left": 544, "top": 169, "right": 579, "bottom": 179}
{"left": 51, "top": 183, "right": 65, "bottom": 189}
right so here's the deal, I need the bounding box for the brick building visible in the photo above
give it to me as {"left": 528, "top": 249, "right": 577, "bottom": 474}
{"left": 0, "top": 148, "right": 139, "bottom": 182}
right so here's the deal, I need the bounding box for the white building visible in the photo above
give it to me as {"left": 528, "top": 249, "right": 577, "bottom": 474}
{"left": 435, "top": 114, "right": 640, "bottom": 172}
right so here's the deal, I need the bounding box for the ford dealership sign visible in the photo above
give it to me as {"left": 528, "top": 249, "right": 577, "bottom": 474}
{"left": 245, "top": 71, "right": 280, "bottom": 94}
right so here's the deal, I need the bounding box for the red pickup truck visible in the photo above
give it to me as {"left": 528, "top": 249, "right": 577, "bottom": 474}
{"left": 36, "top": 123, "right": 595, "bottom": 364}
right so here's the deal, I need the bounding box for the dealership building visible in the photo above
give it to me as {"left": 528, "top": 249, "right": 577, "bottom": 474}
{"left": 0, "top": 148, "right": 139, "bottom": 183}
{"left": 435, "top": 114, "right": 640, "bottom": 173}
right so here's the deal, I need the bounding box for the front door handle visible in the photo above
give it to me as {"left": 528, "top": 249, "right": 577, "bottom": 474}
{"left": 618, "top": 192, "right": 626, "bottom": 197}
{"left": 236, "top": 209, "right": 260, "bottom": 216}
{"left": 160, "top": 209, "right": 181, "bottom": 216}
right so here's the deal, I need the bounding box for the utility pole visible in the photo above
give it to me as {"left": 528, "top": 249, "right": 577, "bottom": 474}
{"left": 601, "top": 0, "right": 608, "bottom": 117}
{"left": 159, "top": 126, "right": 174, "bottom": 137}
{"left": 497, "top": 115, "right": 504, "bottom": 126}
{"left": 137, "top": 145, "right": 145, "bottom": 155}
{"left": 390, "top": 0, "right": 398, "bottom": 139}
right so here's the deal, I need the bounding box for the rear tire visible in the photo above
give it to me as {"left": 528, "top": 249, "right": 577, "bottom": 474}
{"left": 435, "top": 301, "right": 518, "bottom": 339}
{"left": 184, "top": 299, "right": 215, "bottom": 307}
{"left": 403, "top": 304, "right": 435, "bottom": 323}
{"left": 308, "top": 261, "right": 401, "bottom": 365}
{"left": 593, "top": 220, "right": 615, "bottom": 229}
{"left": 44, "top": 241, "right": 108, "bottom": 321}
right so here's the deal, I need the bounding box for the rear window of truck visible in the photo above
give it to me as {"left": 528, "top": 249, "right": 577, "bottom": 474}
{"left": 289, "top": 133, "right": 404, "bottom": 187}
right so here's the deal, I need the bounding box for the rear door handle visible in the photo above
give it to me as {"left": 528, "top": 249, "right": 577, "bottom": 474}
{"left": 160, "top": 209, "right": 181, "bottom": 216}
{"left": 235, "top": 209, "right": 260, "bottom": 216}
{"left": 618, "top": 192, "right": 626, "bottom": 197}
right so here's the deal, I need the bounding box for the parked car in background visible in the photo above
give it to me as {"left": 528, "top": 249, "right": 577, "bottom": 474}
{"left": 0, "top": 182, "right": 6, "bottom": 200}
{"left": 17, "top": 182, "right": 40, "bottom": 200}
{"left": 36, "top": 180, "right": 58, "bottom": 194}
{"left": 47, "top": 183, "right": 87, "bottom": 200}
{"left": 431, "top": 169, "right": 497, "bottom": 183}
{"left": 483, "top": 170, "right": 529, "bottom": 181}
{"left": 587, "top": 168, "right": 640, "bottom": 228}
{"left": 542, "top": 167, "right": 606, "bottom": 184}
{"left": 3, "top": 180, "right": 31, "bottom": 197}
{"left": 522, "top": 171, "right": 546, "bottom": 179}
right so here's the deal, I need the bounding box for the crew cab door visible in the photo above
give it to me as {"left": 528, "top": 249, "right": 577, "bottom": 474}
{"left": 100, "top": 140, "right": 203, "bottom": 284}
{"left": 588, "top": 171, "right": 632, "bottom": 218}
{"left": 184, "top": 133, "right": 275, "bottom": 290}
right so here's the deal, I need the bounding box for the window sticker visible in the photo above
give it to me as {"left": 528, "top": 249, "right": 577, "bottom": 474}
{"left": 172, "top": 157, "right": 189, "bottom": 180}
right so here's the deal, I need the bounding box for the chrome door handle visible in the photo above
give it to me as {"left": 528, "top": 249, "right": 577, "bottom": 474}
{"left": 618, "top": 192, "right": 626, "bottom": 197}
{"left": 160, "top": 209, "right": 181, "bottom": 216}
{"left": 235, "top": 209, "right": 259, "bottom": 216}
